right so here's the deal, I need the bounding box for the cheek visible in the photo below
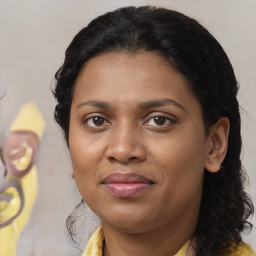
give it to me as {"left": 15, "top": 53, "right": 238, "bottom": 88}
{"left": 69, "top": 139, "right": 98, "bottom": 179}
{"left": 70, "top": 146, "right": 98, "bottom": 205}
{"left": 146, "top": 139, "right": 205, "bottom": 222}
{"left": 69, "top": 131, "right": 106, "bottom": 198}
{"left": 69, "top": 121, "right": 104, "bottom": 172}
{"left": 153, "top": 132, "right": 206, "bottom": 167}
{"left": 151, "top": 131, "right": 206, "bottom": 193}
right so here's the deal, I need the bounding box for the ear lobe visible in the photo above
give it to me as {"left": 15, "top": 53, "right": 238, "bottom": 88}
{"left": 205, "top": 117, "right": 230, "bottom": 173}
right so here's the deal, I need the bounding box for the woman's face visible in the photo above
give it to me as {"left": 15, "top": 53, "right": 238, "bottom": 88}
{"left": 69, "top": 52, "right": 212, "bottom": 233}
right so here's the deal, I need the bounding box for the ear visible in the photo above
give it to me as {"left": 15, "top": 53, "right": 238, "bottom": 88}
{"left": 205, "top": 117, "right": 230, "bottom": 173}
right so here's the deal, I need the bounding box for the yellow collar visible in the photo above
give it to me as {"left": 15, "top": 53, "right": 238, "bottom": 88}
{"left": 82, "top": 226, "right": 190, "bottom": 256}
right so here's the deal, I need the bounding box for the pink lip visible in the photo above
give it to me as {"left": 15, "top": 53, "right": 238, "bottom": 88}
{"left": 102, "top": 173, "right": 153, "bottom": 198}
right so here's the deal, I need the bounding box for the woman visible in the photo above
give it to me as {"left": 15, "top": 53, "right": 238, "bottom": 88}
{"left": 53, "top": 6, "right": 255, "bottom": 256}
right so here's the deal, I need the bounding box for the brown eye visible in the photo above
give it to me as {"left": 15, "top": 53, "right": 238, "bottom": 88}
{"left": 153, "top": 116, "right": 166, "bottom": 125}
{"left": 86, "top": 116, "right": 108, "bottom": 127}
{"left": 92, "top": 117, "right": 104, "bottom": 126}
{"left": 145, "top": 115, "right": 176, "bottom": 127}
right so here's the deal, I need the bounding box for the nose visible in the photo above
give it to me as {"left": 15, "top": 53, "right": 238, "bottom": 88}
{"left": 106, "top": 124, "right": 146, "bottom": 164}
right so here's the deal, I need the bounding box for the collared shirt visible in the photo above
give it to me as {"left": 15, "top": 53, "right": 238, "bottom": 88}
{"left": 82, "top": 226, "right": 191, "bottom": 256}
{"left": 82, "top": 226, "right": 255, "bottom": 256}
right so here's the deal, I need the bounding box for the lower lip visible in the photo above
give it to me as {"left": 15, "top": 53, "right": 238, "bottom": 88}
{"left": 104, "top": 183, "right": 151, "bottom": 198}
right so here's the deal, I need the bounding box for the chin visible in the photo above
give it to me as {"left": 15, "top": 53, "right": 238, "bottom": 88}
{"left": 99, "top": 206, "right": 159, "bottom": 233}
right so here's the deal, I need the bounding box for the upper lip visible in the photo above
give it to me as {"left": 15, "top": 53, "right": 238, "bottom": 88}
{"left": 102, "top": 173, "right": 153, "bottom": 184}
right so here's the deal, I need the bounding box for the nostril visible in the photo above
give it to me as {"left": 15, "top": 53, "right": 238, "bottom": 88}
{"left": 108, "top": 156, "right": 116, "bottom": 163}
{"left": 107, "top": 156, "right": 138, "bottom": 164}
{"left": 105, "top": 140, "right": 146, "bottom": 164}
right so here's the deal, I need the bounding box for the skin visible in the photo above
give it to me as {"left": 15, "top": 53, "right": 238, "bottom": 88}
{"left": 69, "top": 52, "right": 229, "bottom": 256}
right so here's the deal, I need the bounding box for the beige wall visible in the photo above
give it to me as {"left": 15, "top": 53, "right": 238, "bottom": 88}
{"left": 0, "top": 0, "right": 255, "bottom": 255}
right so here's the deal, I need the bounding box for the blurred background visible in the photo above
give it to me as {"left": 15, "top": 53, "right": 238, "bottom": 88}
{"left": 0, "top": 0, "right": 255, "bottom": 255}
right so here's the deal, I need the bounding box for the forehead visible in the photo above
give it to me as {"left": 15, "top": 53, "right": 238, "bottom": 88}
{"left": 71, "top": 52, "right": 203, "bottom": 119}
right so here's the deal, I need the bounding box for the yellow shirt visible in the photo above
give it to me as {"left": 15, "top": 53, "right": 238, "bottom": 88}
{"left": 82, "top": 225, "right": 255, "bottom": 256}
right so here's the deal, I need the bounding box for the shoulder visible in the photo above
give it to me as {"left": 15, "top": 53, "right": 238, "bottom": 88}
{"left": 229, "top": 242, "right": 255, "bottom": 256}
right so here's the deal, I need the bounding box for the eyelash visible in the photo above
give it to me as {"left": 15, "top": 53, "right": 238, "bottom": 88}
{"left": 82, "top": 115, "right": 110, "bottom": 128}
{"left": 81, "top": 113, "right": 177, "bottom": 130}
{"left": 144, "top": 115, "right": 176, "bottom": 127}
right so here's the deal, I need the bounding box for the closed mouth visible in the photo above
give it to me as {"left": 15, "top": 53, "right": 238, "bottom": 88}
{"left": 102, "top": 172, "right": 154, "bottom": 198}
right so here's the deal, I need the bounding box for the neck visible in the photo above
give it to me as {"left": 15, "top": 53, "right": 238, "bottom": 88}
{"left": 102, "top": 216, "right": 196, "bottom": 256}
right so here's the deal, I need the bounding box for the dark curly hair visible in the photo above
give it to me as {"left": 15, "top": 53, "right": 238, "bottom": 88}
{"left": 53, "top": 6, "right": 254, "bottom": 256}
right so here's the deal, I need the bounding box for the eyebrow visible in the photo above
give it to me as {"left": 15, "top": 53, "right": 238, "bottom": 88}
{"left": 76, "top": 98, "right": 186, "bottom": 112}
{"left": 138, "top": 99, "right": 186, "bottom": 112}
{"left": 76, "top": 100, "right": 112, "bottom": 109}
